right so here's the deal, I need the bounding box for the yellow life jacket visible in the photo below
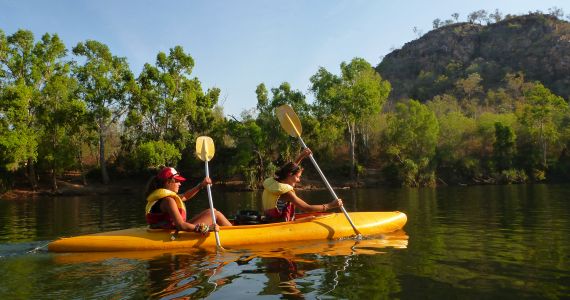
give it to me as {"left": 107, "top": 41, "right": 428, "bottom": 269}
{"left": 145, "top": 188, "right": 186, "bottom": 214}
{"left": 261, "top": 177, "right": 293, "bottom": 211}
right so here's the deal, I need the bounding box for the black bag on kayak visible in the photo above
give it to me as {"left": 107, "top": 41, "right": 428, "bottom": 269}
{"left": 234, "top": 210, "right": 261, "bottom": 225}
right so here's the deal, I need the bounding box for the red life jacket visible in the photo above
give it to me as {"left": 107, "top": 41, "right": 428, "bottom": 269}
{"left": 262, "top": 177, "right": 296, "bottom": 222}
{"left": 265, "top": 201, "right": 296, "bottom": 222}
{"left": 145, "top": 189, "right": 187, "bottom": 229}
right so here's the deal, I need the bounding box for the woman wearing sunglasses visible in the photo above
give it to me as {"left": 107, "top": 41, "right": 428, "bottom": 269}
{"left": 145, "top": 167, "right": 232, "bottom": 234}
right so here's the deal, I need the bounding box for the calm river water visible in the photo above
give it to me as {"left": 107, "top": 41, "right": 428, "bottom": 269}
{"left": 0, "top": 184, "right": 569, "bottom": 299}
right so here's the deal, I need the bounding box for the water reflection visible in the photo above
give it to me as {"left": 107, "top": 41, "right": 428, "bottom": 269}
{"left": 45, "top": 233, "right": 408, "bottom": 299}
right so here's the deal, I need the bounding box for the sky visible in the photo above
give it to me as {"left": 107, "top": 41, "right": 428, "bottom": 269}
{"left": 2, "top": 0, "right": 569, "bottom": 117}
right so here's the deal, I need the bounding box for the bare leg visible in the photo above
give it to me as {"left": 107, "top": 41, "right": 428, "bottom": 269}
{"left": 189, "top": 209, "right": 232, "bottom": 226}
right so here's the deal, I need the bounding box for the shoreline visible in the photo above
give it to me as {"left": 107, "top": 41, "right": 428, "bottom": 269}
{"left": 0, "top": 178, "right": 357, "bottom": 200}
{"left": 3, "top": 176, "right": 557, "bottom": 200}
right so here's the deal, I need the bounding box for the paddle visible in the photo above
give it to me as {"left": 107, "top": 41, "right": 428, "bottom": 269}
{"left": 275, "top": 104, "right": 362, "bottom": 236}
{"left": 195, "top": 136, "right": 223, "bottom": 249}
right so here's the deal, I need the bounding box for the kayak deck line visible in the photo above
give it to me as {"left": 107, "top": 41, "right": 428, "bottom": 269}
{"left": 48, "top": 211, "right": 407, "bottom": 252}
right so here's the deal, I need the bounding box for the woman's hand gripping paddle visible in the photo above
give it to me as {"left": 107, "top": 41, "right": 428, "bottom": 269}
{"left": 275, "top": 104, "right": 362, "bottom": 236}
{"left": 196, "top": 136, "right": 223, "bottom": 250}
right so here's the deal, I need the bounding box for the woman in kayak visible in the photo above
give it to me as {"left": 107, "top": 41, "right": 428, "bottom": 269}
{"left": 145, "top": 167, "right": 232, "bottom": 234}
{"left": 262, "top": 148, "right": 343, "bottom": 222}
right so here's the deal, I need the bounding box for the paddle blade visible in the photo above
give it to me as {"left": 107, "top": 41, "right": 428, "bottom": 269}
{"left": 275, "top": 104, "right": 302, "bottom": 137}
{"left": 196, "top": 136, "right": 215, "bottom": 161}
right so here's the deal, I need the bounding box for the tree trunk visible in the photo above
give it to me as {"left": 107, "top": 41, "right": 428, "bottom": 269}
{"left": 27, "top": 158, "right": 38, "bottom": 191}
{"left": 540, "top": 122, "right": 547, "bottom": 168}
{"left": 51, "top": 168, "right": 58, "bottom": 192}
{"left": 542, "top": 140, "right": 548, "bottom": 169}
{"left": 51, "top": 134, "right": 58, "bottom": 192}
{"left": 99, "top": 131, "right": 110, "bottom": 184}
{"left": 348, "top": 120, "right": 356, "bottom": 181}
{"left": 255, "top": 149, "right": 264, "bottom": 187}
{"left": 78, "top": 147, "right": 87, "bottom": 186}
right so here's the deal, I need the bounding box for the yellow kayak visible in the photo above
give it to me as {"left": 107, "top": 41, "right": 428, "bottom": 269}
{"left": 48, "top": 211, "right": 407, "bottom": 252}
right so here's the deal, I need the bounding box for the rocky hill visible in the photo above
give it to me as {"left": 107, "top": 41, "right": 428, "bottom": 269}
{"left": 376, "top": 13, "right": 570, "bottom": 102}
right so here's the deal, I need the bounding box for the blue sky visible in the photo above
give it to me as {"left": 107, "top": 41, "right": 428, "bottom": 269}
{"left": 2, "top": 0, "right": 569, "bottom": 117}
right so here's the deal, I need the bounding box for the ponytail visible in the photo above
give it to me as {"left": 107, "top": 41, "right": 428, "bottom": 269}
{"left": 144, "top": 176, "right": 166, "bottom": 198}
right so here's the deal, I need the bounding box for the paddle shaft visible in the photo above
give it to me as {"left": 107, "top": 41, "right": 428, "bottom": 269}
{"left": 296, "top": 136, "right": 361, "bottom": 235}
{"left": 204, "top": 160, "right": 222, "bottom": 249}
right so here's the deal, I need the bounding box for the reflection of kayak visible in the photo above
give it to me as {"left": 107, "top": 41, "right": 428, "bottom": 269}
{"left": 237, "top": 229, "right": 408, "bottom": 260}
{"left": 48, "top": 211, "right": 407, "bottom": 252}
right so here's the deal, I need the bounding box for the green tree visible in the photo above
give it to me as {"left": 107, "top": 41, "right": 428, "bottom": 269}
{"left": 428, "top": 95, "right": 479, "bottom": 183}
{"left": 0, "top": 30, "right": 41, "bottom": 189}
{"left": 126, "top": 46, "right": 219, "bottom": 151}
{"left": 225, "top": 113, "right": 269, "bottom": 189}
{"left": 132, "top": 140, "right": 181, "bottom": 170}
{"left": 385, "top": 100, "right": 439, "bottom": 187}
{"left": 255, "top": 83, "right": 269, "bottom": 112}
{"left": 310, "top": 57, "right": 391, "bottom": 179}
{"left": 33, "top": 33, "right": 86, "bottom": 191}
{"left": 455, "top": 72, "right": 483, "bottom": 115}
{"left": 518, "top": 83, "right": 568, "bottom": 169}
{"left": 493, "top": 122, "right": 517, "bottom": 171}
{"left": 245, "top": 82, "right": 310, "bottom": 186}
{"left": 72, "top": 40, "right": 135, "bottom": 184}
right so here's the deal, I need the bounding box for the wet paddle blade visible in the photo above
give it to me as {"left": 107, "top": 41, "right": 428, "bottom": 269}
{"left": 275, "top": 104, "right": 303, "bottom": 137}
{"left": 196, "top": 136, "right": 215, "bottom": 161}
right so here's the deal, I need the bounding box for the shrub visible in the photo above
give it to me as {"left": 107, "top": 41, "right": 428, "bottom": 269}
{"left": 133, "top": 140, "right": 181, "bottom": 170}
{"left": 500, "top": 169, "right": 528, "bottom": 183}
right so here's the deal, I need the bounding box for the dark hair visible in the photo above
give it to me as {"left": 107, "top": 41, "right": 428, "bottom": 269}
{"left": 275, "top": 162, "right": 302, "bottom": 181}
{"left": 144, "top": 175, "right": 168, "bottom": 198}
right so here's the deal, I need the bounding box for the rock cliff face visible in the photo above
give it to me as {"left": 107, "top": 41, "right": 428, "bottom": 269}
{"left": 376, "top": 14, "right": 570, "bottom": 102}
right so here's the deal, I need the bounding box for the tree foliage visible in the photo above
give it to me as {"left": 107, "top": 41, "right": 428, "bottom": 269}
{"left": 73, "top": 40, "right": 135, "bottom": 184}
{"left": 2, "top": 16, "right": 570, "bottom": 192}
{"left": 385, "top": 100, "right": 439, "bottom": 186}
{"left": 311, "top": 58, "right": 391, "bottom": 179}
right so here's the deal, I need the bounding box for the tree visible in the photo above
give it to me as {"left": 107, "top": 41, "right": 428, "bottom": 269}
{"left": 311, "top": 58, "right": 391, "bottom": 179}
{"left": 0, "top": 30, "right": 41, "bottom": 189}
{"left": 132, "top": 140, "right": 181, "bottom": 170}
{"left": 451, "top": 13, "right": 460, "bottom": 22}
{"left": 433, "top": 18, "right": 442, "bottom": 29}
{"left": 547, "top": 7, "right": 564, "bottom": 18}
{"left": 489, "top": 9, "right": 503, "bottom": 23}
{"left": 255, "top": 83, "right": 269, "bottom": 112}
{"left": 493, "top": 122, "right": 517, "bottom": 171}
{"left": 518, "top": 83, "right": 568, "bottom": 169}
{"left": 126, "top": 46, "right": 219, "bottom": 152}
{"left": 385, "top": 100, "right": 439, "bottom": 187}
{"left": 255, "top": 82, "right": 310, "bottom": 184}
{"left": 456, "top": 73, "right": 483, "bottom": 101}
{"left": 456, "top": 73, "right": 484, "bottom": 115}
{"left": 412, "top": 26, "right": 423, "bottom": 38}
{"left": 225, "top": 113, "right": 269, "bottom": 189}
{"left": 468, "top": 10, "right": 488, "bottom": 24}
{"left": 73, "top": 40, "right": 135, "bottom": 184}
{"left": 33, "top": 33, "right": 86, "bottom": 191}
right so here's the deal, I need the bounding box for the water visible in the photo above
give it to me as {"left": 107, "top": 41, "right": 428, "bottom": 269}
{"left": 0, "top": 184, "right": 569, "bottom": 299}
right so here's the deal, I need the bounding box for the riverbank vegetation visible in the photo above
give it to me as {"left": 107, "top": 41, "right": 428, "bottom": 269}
{"left": 1, "top": 11, "right": 569, "bottom": 193}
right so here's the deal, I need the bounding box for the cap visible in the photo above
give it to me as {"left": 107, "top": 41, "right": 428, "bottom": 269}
{"left": 157, "top": 167, "right": 186, "bottom": 182}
